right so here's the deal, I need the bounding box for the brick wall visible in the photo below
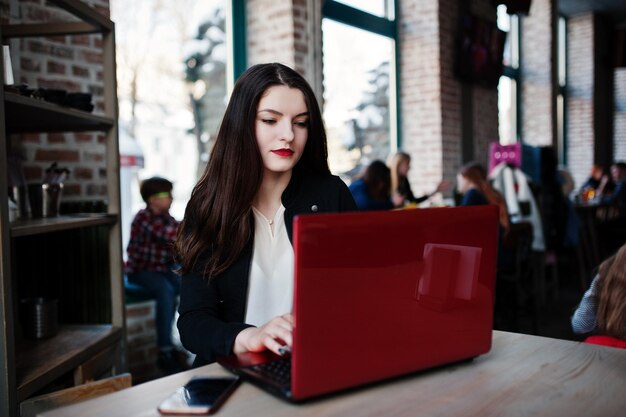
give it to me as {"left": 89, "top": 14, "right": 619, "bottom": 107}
{"left": 439, "top": 0, "right": 463, "bottom": 181}
{"left": 125, "top": 300, "right": 160, "bottom": 383}
{"left": 468, "top": 0, "right": 500, "bottom": 170}
{"left": 246, "top": 0, "right": 317, "bottom": 88}
{"left": 3, "top": 0, "right": 109, "bottom": 201}
{"left": 399, "top": 0, "right": 498, "bottom": 196}
{"left": 398, "top": 0, "right": 445, "bottom": 197}
{"left": 521, "top": 0, "right": 556, "bottom": 147}
{"left": 566, "top": 13, "right": 594, "bottom": 189}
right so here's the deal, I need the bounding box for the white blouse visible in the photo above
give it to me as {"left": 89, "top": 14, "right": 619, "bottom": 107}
{"left": 245, "top": 205, "right": 294, "bottom": 326}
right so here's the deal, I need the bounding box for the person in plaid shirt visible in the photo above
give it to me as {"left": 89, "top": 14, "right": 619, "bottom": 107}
{"left": 126, "top": 176, "right": 187, "bottom": 373}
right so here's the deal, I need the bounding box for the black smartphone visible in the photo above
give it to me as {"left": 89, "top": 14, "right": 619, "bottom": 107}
{"left": 157, "top": 376, "right": 240, "bottom": 415}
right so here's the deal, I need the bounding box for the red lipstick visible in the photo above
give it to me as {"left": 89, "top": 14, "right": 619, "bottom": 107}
{"left": 272, "top": 149, "right": 294, "bottom": 157}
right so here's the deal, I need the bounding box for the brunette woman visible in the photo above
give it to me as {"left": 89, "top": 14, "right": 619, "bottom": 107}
{"left": 572, "top": 243, "right": 626, "bottom": 342}
{"left": 456, "top": 161, "right": 510, "bottom": 232}
{"left": 175, "top": 63, "right": 356, "bottom": 366}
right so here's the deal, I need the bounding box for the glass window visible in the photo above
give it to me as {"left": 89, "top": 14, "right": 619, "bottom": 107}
{"left": 498, "top": 76, "right": 517, "bottom": 145}
{"left": 496, "top": 4, "right": 520, "bottom": 144}
{"left": 112, "top": 0, "right": 228, "bottom": 250}
{"left": 322, "top": 19, "right": 395, "bottom": 179}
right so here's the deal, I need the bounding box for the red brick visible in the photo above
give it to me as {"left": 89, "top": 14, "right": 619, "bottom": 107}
{"left": 21, "top": 133, "right": 42, "bottom": 143}
{"left": 75, "top": 133, "right": 94, "bottom": 143}
{"left": 72, "top": 65, "right": 90, "bottom": 78}
{"left": 73, "top": 167, "right": 94, "bottom": 180}
{"left": 20, "top": 57, "right": 41, "bottom": 72}
{"left": 82, "top": 51, "right": 103, "bottom": 64}
{"left": 71, "top": 35, "right": 91, "bottom": 46}
{"left": 47, "top": 133, "right": 66, "bottom": 144}
{"left": 34, "top": 148, "right": 79, "bottom": 162}
{"left": 36, "top": 78, "right": 81, "bottom": 92}
{"left": 46, "top": 60, "right": 66, "bottom": 75}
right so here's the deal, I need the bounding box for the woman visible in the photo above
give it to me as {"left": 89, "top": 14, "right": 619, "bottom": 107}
{"left": 349, "top": 160, "right": 394, "bottom": 211}
{"left": 388, "top": 152, "right": 449, "bottom": 208}
{"left": 456, "top": 161, "right": 509, "bottom": 232}
{"left": 175, "top": 63, "right": 357, "bottom": 366}
{"left": 572, "top": 243, "right": 626, "bottom": 342}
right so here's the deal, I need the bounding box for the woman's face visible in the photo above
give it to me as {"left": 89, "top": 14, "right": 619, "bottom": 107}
{"left": 456, "top": 173, "right": 470, "bottom": 193}
{"left": 255, "top": 85, "right": 309, "bottom": 177}
{"left": 398, "top": 159, "right": 411, "bottom": 177}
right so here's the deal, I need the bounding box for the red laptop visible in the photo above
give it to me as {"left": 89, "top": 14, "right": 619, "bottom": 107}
{"left": 218, "top": 205, "right": 499, "bottom": 401}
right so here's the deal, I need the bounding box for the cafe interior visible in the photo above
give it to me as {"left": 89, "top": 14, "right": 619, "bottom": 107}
{"left": 1, "top": 0, "right": 626, "bottom": 416}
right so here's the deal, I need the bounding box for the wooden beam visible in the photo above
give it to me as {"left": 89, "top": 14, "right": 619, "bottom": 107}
{"left": 1, "top": 22, "right": 99, "bottom": 38}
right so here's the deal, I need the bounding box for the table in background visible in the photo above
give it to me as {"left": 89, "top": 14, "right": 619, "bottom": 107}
{"left": 41, "top": 331, "right": 626, "bottom": 417}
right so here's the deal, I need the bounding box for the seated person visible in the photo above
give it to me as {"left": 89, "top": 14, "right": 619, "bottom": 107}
{"left": 456, "top": 162, "right": 509, "bottom": 232}
{"left": 580, "top": 164, "right": 610, "bottom": 192}
{"left": 126, "top": 176, "right": 188, "bottom": 374}
{"left": 599, "top": 162, "right": 626, "bottom": 216}
{"left": 572, "top": 242, "right": 626, "bottom": 343}
{"left": 457, "top": 162, "right": 512, "bottom": 272}
{"left": 349, "top": 160, "right": 394, "bottom": 211}
{"left": 388, "top": 151, "right": 449, "bottom": 208}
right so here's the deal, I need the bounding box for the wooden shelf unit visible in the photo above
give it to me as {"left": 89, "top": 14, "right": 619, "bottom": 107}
{"left": 0, "top": 1, "right": 125, "bottom": 416}
{"left": 15, "top": 325, "right": 123, "bottom": 402}
{"left": 3, "top": 92, "right": 115, "bottom": 133}
{"left": 10, "top": 214, "right": 117, "bottom": 238}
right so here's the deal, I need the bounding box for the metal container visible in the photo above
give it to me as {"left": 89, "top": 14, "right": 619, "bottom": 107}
{"left": 20, "top": 297, "right": 59, "bottom": 339}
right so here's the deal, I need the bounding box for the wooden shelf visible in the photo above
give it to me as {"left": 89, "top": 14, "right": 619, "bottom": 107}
{"left": 1, "top": 1, "right": 124, "bottom": 415}
{"left": 15, "top": 325, "right": 123, "bottom": 401}
{"left": 3, "top": 92, "right": 114, "bottom": 133}
{"left": 10, "top": 214, "right": 117, "bottom": 238}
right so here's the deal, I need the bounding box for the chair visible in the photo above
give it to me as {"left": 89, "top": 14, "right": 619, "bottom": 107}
{"left": 20, "top": 373, "right": 132, "bottom": 417}
{"left": 124, "top": 274, "right": 154, "bottom": 303}
{"left": 494, "top": 221, "right": 538, "bottom": 333}
{"left": 584, "top": 335, "right": 626, "bottom": 349}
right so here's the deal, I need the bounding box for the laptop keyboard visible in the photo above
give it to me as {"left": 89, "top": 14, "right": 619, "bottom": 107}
{"left": 246, "top": 358, "right": 291, "bottom": 388}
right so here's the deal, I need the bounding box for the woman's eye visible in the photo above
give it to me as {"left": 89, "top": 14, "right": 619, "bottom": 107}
{"left": 262, "top": 119, "right": 276, "bottom": 125}
{"left": 294, "top": 120, "right": 309, "bottom": 127}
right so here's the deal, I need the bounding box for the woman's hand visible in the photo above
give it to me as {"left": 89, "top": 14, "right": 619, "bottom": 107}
{"left": 233, "top": 314, "right": 293, "bottom": 356}
{"left": 392, "top": 192, "right": 406, "bottom": 207}
{"left": 435, "top": 180, "right": 451, "bottom": 193}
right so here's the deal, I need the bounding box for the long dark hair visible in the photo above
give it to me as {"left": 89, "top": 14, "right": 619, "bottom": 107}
{"left": 459, "top": 161, "right": 510, "bottom": 231}
{"left": 596, "top": 243, "right": 626, "bottom": 339}
{"left": 176, "top": 63, "right": 330, "bottom": 278}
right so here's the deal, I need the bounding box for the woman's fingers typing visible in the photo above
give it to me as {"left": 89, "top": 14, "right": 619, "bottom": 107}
{"left": 234, "top": 313, "right": 293, "bottom": 355}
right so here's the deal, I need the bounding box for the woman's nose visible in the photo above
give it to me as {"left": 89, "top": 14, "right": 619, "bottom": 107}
{"left": 279, "top": 120, "right": 295, "bottom": 142}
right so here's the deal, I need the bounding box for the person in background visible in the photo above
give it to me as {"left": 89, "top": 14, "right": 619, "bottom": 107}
{"left": 599, "top": 162, "right": 626, "bottom": 216}
{"left": 456, "top": 161, "right": 510, "bottom": 232}
{"left": 175, "top": 63, "right": 357, "bottom": 367}
{"left": 580, "top": 164, "right": 608, "bottom": 192}
{"left": 126, "top": 176, "right": 187, "bottom": 374}
{"left": 388, "top": 151, "right": 450, "bottom": 208}
{"left": 349, "top": 160, "right": 394, "bottom": 211}
{"left": 571, "top": 243, "right": 626, "bottom": 346}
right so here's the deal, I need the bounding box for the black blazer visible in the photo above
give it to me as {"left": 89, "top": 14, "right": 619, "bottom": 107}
{"left": 177, "top": 173, "right": 357, "bottom": 366}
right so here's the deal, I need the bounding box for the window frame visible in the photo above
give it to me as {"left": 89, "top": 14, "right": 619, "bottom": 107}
{"left": 322, "top": 0, "right": 400, "bottom": 150}
{"left": 556, "top": 14, "right": 568, "bottom": 165}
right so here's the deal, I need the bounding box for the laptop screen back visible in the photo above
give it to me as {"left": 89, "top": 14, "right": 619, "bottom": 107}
{"left": 290, "top": 205, "right": 498, "bottom": 399}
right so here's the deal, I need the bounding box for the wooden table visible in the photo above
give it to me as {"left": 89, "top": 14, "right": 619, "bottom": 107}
{"left": 41, "top": 331, "right": 626, "bottom": 417}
